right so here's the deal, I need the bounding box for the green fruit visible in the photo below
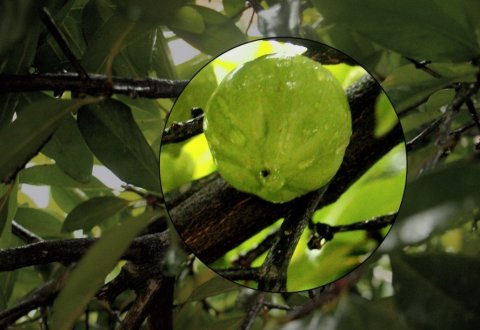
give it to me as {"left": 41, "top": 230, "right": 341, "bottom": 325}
{"left": 204, "top": 54, "right": 352, "bottom": 203}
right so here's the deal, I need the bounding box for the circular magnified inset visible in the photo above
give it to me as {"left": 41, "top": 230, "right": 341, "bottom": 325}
{"left": 160, "top": 38, "right": 407, "bottom": 292}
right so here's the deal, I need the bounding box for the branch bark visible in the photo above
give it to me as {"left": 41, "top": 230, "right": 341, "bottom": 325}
{"left": 0, "top": 232, "right": 169, "bottom": 272}
{"left": 0, "top": 73, "right": 188, "bottom": 99}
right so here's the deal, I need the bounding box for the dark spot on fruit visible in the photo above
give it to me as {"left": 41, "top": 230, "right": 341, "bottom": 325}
{"left": 261, "top": 169, "right": 270, "bottom": 177}
{"left": 191, "top": 107, "right": 204, "bottom": 118}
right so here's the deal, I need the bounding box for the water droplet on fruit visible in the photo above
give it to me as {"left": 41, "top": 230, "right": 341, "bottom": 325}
{"left": 229, "top": 128, "right": 246, "bottom": 146}
{"left": 302, "top": 127, "right": 318, "bottom": 138}
{"left": 298, "top": 157, "right": 315, "bottom": 169}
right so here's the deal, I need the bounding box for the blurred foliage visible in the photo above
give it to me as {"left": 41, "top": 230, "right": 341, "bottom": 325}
{"left": 0, "top": 0, "right": 479, "bottom": 329}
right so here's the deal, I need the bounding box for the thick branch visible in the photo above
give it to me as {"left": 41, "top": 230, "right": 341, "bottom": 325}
{"left": 0, "top": 73, "right": 188, "bottom": 98}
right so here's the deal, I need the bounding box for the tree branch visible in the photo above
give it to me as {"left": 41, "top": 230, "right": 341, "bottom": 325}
{"left": 240, "top": 291, "right": 265, "bottom": 330}
{"left": 308, "top": 213, "right": 396, "bottom": 249}
{"left": 40, "top": 7, "right": 88, "bottom": 79}
{"left": 120, "top": 278, "right": 163, "bottom": 330}
{"left": 0, "top": 276, "right": 65, "bottom": 328}
{"left": 0, "top": 232, "right": 169, "bottom": 272}
{"left": 162, "top": 114, "right": 204, "bottom": 144}
{"left": 258, "top": 187, "right": 327, "bottom": 291}
{"left": 0, "top": 73, "right": 188, "bottom": 98}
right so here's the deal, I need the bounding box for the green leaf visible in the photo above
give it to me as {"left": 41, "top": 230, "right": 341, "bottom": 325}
{"left": 382, "top": 63, "right": 477, "bottom": 112}
{"left": 0, "top": 0, "right": 40, "bottom": 58}
{"left": 19, "top": 164, "right": 107, "bottom": 189}
{"left": 312, "top": 0, "right": 480, "bottom": 62}
{"left": 0, "top": 182, "right": 18, "bottom": 248}
{"left": 0, "top": 269, "right": 18, "bottom": 309}
{"left": 42, "top": 116, "right": 93, "bottom": 184}
{"left": 81, "top": 11, "right": 156, "bottom": 72}
{"left": 188, "top": 276, "right": 238, "bottom": 302}
{"left": 391, "top": 252, "right": 480, "bottom": 329}
{"left": 170, "top": 5, "right": 247, "bottom": 57}
{"left": 334, "top": 295, "right": 408, "bottom": 330}
{"left": 223, "top": 0, "right": 245, "bottom": 17}
{"left": 168, "top": 6, "right": 205, "bottom": 34}
{"left": 0, "top": 98, "right": 97, "bottom": 182}
{"left": 381, "top": 161, "right": 480, "bottom": 250}
{"left": 50, "top": 210, "right": 154, "bottom": 330}
{"left": 14, "top": 207, "right": 63, "bottom": 238}
{"left": 0, "top": 184, "right": 16, "bottom": 240}
{"left": 77, "top": 99, "right": 161, "bottom": 193}
{"left": 169, "top": 63, "right": 217, "bottom": 122}
{"left": 62, "top": 196, "right": 130, "bottom": 232}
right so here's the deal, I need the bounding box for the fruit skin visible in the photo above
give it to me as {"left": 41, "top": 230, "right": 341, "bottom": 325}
{"left": 204, "top": 54, "right": 352, "bottom": 203}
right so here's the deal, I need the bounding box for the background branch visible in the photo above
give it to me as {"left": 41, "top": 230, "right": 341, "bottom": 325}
{"left": 0, "top": 73, "right": 188, "bottom": 99}
{"left": 0, "top": 232, "right": 169, "bottom": 272}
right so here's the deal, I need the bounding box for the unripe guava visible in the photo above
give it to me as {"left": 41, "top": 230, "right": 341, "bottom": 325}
{"left": 204, "top": 54, "right": 351, "bottom": 203}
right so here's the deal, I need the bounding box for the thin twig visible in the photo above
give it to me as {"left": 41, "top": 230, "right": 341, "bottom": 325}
{"left": 0, "top": 73, "right": 188, "bottom": 98}
{"left": 247, "top": 0, "right": 264, "bottom": 13}
{"left": 40, "top": 7, "right": 89, "bottom": 79}
{"left": 404, "top": 57, "right": 442, "bottom": 78}
{"left": 406, "top": 117, "right": 443, "bottom": 151}
{"left": 240, "top": 291, "right": 265, "bottom": 330}
{"left": 162, "top": 114, "right": 204, "bottom": 144}
{"left": 428, "top": 80, "right": 480, "bottom": 169}
{"left": 215, "top": 267, "right": 262, "bottom": 282}
{"left": 308, "top": 213, "right": 396, "bottom": 249}
{"left": 232, "top": 230, "right": 278, "bottom": 267}
{"left": 258, "top": 187, "right": 328, "bottom": 291}
{"left": 465, "top": 97, "right": 480, "bottom": 132}
{"left": 262, "top": 301, "right": 293, "bottom": 311}
{"left": 12, "top": 221, "right": 43, "bottom": 243}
